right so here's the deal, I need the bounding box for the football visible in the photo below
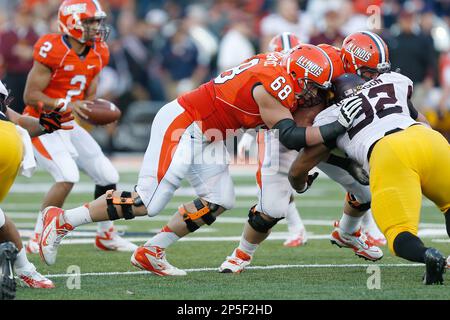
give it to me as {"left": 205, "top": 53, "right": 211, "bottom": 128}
{"left": 82, "top": 99, "right": 121, "bottom": 126}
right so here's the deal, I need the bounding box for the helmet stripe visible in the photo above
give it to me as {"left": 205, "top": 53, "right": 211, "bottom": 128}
{"left": 361, "top": 31, "right": 385, "bottom": 64}
{"left": 316, "top": 45, "right": 333, "bottom": 84}
{"left": 282, "top": 32, "right": 291, "bottom": 51}
{"left": 92, "top": 0, "right": 102, "bottom": 12}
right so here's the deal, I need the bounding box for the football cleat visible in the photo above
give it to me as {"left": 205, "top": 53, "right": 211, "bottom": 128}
{"left": 39, "top": 206, "right": 74, "bottom": 266}
{"left": 0, "top": 242, "right": 18, "bottom": 300}
{"left": 15, "top": 264, "right": 54, "bottom": 289}
{"left": 283, "top": 231, "right": 308, "bottom": 247}
{"left": 25, "top": 233, "right": 41, "bottom": 254}
{"left": 95, "top": 227, "right": 138, "bottom": 252}
{"left": 364, "top": 229, "right": 387, "bottom": 247}
{"left": 423, "top": 248, "right": 446, "bottom": 285}
{"left": 131, "top": 246, "right": 186, "bottom": 276}
{"left": 330, "top": 221, "right": 383, "bottom": 261}
{"left": 219, "top": 248, "right": 252, "bottom": 273}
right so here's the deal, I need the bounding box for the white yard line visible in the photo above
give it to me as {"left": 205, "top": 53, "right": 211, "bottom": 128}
{"left": 44, "top": 263, "right": 424, "bottom": 279}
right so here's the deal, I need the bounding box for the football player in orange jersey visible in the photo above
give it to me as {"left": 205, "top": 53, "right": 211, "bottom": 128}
{"left": 22, "top": 0, "right": 136, "bottom": 253}
{"left": 0, "top": 79, "right": 75, "bottom": 296}
{"left": 38, "top": 44, "right": 364, "bottom": 275}
{"left": 237, "top": 32, "right": 308, "bottom": 248}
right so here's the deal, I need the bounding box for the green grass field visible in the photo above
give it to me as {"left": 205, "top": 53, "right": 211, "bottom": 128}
{"left": 4, "top": 169, "right": 449, "bottom": 300}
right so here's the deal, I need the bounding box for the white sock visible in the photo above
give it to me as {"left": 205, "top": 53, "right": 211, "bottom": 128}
{"left": 339, "top": 213, "right": 362, "bottom": 234}
{"left": 238, "top": 236, "right": 258, "bottom": 257}
{"left": 361, "top": 210, "right": 385, "bottom": 238}
{"left": 34, "top": 211, "right": 44, "bottom": 235}
{"left": 14, "top": 248, "right": 31, "bottom": 271}
{"left": 146, "top": 226, "right": 180, "bottom": 249}
{"left": 63, "top": 205, "right": 93, "bottom": 228}
{"left": 97, "top": 220, "right": 114, "bottom": 233}
{"left": 286, "top": 201, "right": 305, "bottom": 235}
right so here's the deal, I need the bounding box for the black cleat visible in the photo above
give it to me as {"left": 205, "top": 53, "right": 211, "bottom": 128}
{"left": 423, "top": 248, "right": 446, "bottom": 285}
{"left": 0, "top": 242, "right": 18, "bottom": 300}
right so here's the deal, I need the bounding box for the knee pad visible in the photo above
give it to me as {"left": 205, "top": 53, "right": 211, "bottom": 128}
{"left": 179, "top": 198, "right": 221, "bottom": 232}
{"left": 95, "top": 184, "right": 116, "bottom": 199}
{"left": 0, "top": 208, "right": 5, "bottom": 228}
{"left": 248, "top": 206, "right": 283, "bottom": 233}
{"left": 346, "top": 192, "right": 371, "bottom": 212}
{"left": 105, "top": 190, "right": 144, "bottom": 220}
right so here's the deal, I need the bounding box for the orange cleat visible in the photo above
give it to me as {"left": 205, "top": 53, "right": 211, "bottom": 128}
{"left": 131, "top": 246, "right": 186, "bottom": 276}
{"left": 39, "top": 206, "right": 73, "bottom": 266}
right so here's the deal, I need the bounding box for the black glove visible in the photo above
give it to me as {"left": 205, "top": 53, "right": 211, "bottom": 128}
{"left": 295, "top": 172, "right": 319, "bottom": 194}
{"left": 39, "top": 108, "right": 74, "bottom": 133}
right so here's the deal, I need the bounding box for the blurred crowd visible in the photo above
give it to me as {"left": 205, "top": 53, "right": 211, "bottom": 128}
{"left": 1, "top": 0, "right": 450, "bottom": 143}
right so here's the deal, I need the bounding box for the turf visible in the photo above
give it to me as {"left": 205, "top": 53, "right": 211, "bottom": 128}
{"left": 4, "top": 170, "right": 449, "bottom": 300}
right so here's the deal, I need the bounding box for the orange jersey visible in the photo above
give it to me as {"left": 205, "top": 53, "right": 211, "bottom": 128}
{"left": 23, "top": 33, "right": 109, "bottom": 117}
{"left": 178, "top": 52, "right": 297, "bottom": 138}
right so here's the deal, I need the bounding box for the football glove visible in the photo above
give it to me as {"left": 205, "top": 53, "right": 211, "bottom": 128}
{"left": 39, "top": 107, "right": 74, "bottom": 133}
{"left": 346, "top": 159, "right": 369, "bottom": 186}
{"left": 295, "top": 172, "right": 319, "bottom": 194}
{"left": 338, "top": 95, "right": 363, "bottom": 129}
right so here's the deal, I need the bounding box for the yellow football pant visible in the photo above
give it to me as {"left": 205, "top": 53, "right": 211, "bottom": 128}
{"left": 0, "top": 120, "right": 23, "bottom": 202}
{"left": 369, "top": 125, "right": 450, "bottom": 255}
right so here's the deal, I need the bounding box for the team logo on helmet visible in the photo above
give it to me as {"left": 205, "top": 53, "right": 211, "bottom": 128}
{"left": 62, "top": 3, "right": 87, "bottom": 15}
{"left": 345, "top": 43, "right": 372, "bottom": 63}
{"left": 295, "top": 56, "right": 324, "bottom": 78}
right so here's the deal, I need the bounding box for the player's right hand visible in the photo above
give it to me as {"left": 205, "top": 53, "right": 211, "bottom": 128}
{"left": 338, "top": 96, "right": 363, "bottom": 128}
{"left": 69, "top": 100, "right": 93, "bottom": 120}
{"left": 237, "top": 132, "right": 255, "bottom": 159}
{"left": 39, "top": 106, "right": 74, "bottom": 133}
{"left": 295, "top": 172, "right": 319, "bottom": 194}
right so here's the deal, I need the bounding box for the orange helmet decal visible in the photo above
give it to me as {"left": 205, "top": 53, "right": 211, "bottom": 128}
{"left": 283, "top": 44, "right": 333, "bottom": 94}
{"left": 58, "top": 0, "right": 108, "bottom": 44}
{"left": 268, "top": 32, "right": 301, "bottom": 53}
{"left": 341, "top": 31, "right": 390, "bottom": 76}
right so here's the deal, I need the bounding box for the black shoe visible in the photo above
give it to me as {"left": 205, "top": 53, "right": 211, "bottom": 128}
{"left": 0, "top": 242, "right": 18, "bottom": 300}
{"left": 423, "top": 248, "right": 446, "bottom": 285}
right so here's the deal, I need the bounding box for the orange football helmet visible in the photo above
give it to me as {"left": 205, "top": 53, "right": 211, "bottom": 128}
{"left": 317, "top": 44, "right": 345, "bottom": 80}
{"left": 341, "top": 31, "right": 390, "bottom": 79}
{"left": 58, "top": 0, "right": 109, "bottom": 44}
{"left": 282, "top": 44, "right": 333, "bottom": 107}
{"left": 268, "top": 32, "right": 301, "bottom": 53}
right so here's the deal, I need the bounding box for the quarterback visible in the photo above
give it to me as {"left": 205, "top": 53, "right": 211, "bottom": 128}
{"left": 23, "top": 0, "right": 135, "bottom": 253}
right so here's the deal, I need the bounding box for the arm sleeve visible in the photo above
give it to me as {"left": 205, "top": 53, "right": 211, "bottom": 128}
{"left": 272, "top": 118, "right": 306, "bottom": 151}
{"left": 272, "top": 118, "right": 345, "bottom": 151}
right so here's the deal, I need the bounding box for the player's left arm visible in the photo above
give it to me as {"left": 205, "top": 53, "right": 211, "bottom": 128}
{"left": 85, "top": 74, "right": 99, "bottom": 101}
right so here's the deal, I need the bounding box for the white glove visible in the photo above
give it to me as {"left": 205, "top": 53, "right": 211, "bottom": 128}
{"left": 338, "top": 96, "right": 363, "bottom": 128}
{"left": 237, "top": 132, "right": 255, "bottom": 159}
